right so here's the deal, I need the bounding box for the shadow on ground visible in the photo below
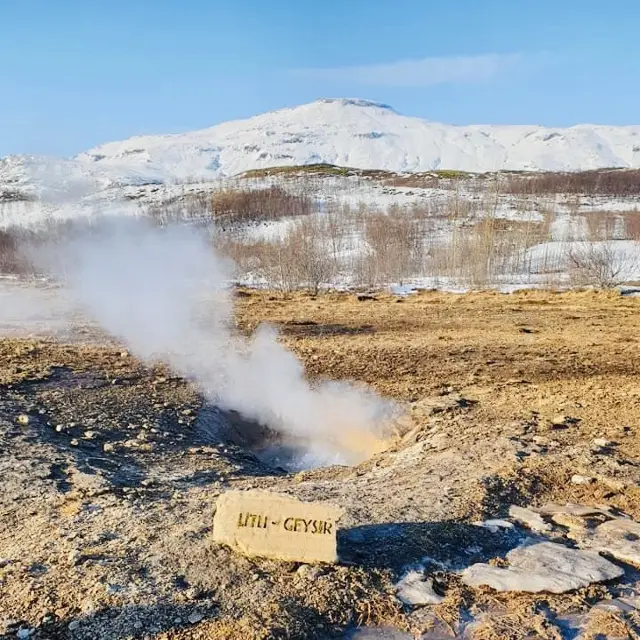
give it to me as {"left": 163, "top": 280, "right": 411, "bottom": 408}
{"left": 0, "top": 366, "right": 282, "bottom": 500}
{"left": 339, "top": 521, "right": 523, "bottom": 574}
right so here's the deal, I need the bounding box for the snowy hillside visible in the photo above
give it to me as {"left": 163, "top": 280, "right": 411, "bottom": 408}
{"left": 3, "top": 98, "right": 640, "bottom": 198}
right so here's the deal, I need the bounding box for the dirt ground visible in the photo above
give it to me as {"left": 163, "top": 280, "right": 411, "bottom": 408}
{"left": 1, "top": 288, "right": 640, "bottom": 639}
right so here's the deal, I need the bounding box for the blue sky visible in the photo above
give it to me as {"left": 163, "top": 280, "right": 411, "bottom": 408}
{"left": 1, "top": 0, "right": 639, "bottom": 157}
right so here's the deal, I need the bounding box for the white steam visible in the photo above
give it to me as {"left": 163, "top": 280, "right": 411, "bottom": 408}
{"left": 23, "top": 218, "right": 396, "bottom": 466}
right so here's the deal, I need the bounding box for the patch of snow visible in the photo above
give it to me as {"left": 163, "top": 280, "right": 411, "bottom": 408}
{"left": 523, "top": 240, "right": 640, "bottom": 279}
{"left": 473, "top": 519, "right": 515, "bottom": 534}
{"left": 395, "top": 571, "right": 444, "bottom": 606}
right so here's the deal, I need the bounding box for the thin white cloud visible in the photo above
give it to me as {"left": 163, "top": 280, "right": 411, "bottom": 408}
{"left": 293, "top": 53, "right": 533, "bottom": 87}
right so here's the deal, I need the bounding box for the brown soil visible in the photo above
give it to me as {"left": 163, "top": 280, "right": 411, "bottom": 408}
{"left": 1, "top": 288, "right": 640, "bottom": 639}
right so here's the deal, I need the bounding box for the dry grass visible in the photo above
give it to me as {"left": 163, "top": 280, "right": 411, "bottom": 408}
{"left": 2, "top": 289, "right": 640, "bottom": 638}
{"left": 581, "top": 609, "right": 638, "bottom": 639}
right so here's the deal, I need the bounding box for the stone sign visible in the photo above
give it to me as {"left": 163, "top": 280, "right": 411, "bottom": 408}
{"left": 212, "top": 490, "right": 345, "bottom": 563}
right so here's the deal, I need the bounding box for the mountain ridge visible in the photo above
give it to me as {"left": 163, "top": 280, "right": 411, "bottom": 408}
{"left": 3, "top": 98, "right": 640, "bottom": 197}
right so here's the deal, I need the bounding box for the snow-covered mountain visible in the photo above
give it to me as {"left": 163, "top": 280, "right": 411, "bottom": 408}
{"left": 3, "top": 98, "right": 640, "bottom": 198}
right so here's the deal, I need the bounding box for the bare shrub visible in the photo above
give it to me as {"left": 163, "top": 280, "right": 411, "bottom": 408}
{"left": 0, "top": 189, "right": 33, "bottom": 203}
{"left": 504, "top": 169, "right": 640, "bottom": 197}
{"left": 211, "top": 186, "right": 314, "bottom": 224}
{"left": 441, "top": 218, "right": 505, "bottom": 286}
{"left": 582, "top": 211, "right": 621, "bottom": 241}
{"left": 359, "top": 205, "right": 423, "bottom": 286}
{"left": 223, "top": 217, "right": 336, "bottom": 295}
{"left": 0, "top": 228, "right": 23, "bottom": 274}
{"left": 566, "top": 241, "right": 639, "bottom": 288}
{"left": 322, "top": 202, "right": 351, "bottom": 271}
{"left": 213, "top": 234, "right": 262, "bottom": 279}
{"left": 256, "top": 239, "right": 300, "bottom": 294}
{"left": 179, "top": 173, "right": 640, "bottom": 291}
{"left": 145, "top": 185, "right": 316, "bottom": 228}
{"left": 622, "top": 211, "right": 640, "bottom": 240}
{"left": 147, "top": 191, "right": 212, "bottom": 226}
{"left": 425, "top": 213, "right": 552, "bottom": 287}
{"left": 288, "top": 218, "right": 336, "bottom": 295}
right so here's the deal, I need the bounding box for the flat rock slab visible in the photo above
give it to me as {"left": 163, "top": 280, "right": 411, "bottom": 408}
{"left": 508, "top": 505, "right": 553, "bottom": 533}
{"left": 213, "top": 490, "right": 344, "bottom": 563}
{"left": 576, "top": 518, "right": 640, "bottom": 567}
{"left": 461, "top": 542, "right": 624, "bottom": 594}
{"left": 537, "top": 503, "right": 617, "bottom": 519}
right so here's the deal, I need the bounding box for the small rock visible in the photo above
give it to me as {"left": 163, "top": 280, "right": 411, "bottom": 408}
{"left": 187, "top": 613, "right": 203, "bottom": 624}
{"left": 297, "top": 564, "right": 324, "bottom": 580}
{"left": 549, "top": 415, "right": 567, "bottom": 429}
{"left": 592, "top": 438, "right": 613, "bottom": 448}
{"left": 68, "top": 550, "right": 81, "bottom": 566}
{"left": 17, "top": 629, "right": 34, "bottom": 639}
{"left": 3, "top": 621, "right": 20, "bottom": 633}
{"left": 579, "top": 518, "right": 640, "bottom": 566}
{"left": 68, "top": 469, "right": 110, "bottom": 496}
{"left": 68, "top": 621, "right": 80, "bottom": 631}
{"left": 185, "top": 587, "right": 200, "bottom": 600}
{"left": 103, "top": 443, "right": 115, "bottom": 453}
{"left": 83, "top": 431, "right": 96, "bottom": 440}
{"left": 571, "top": 474, "right": 594, "bottom": 485}
{"left": 120, "top": 351, "right": 129, "bottom": 358}
{"left": 133, "top": 621, "right": 143, "bottom": 630}
{"left": 54, "top": 425, "right": 65, "bottom": 433}
{"left": 81, "top": 599, "right": 95, "bottom": 614}
{"left": 70, "top": 439, "right": 79, "bottom": 446}
{"left": 550, "top": 512, "right": 589, "bottom": 531}
{"left": 508, "top": 505, "right": 553, "bottom": 533}
{"left": 16, "top": 414, "right": 30, "bottom": 425}
{"left": 0, "top": 558, "right": 10, "bottom": 568}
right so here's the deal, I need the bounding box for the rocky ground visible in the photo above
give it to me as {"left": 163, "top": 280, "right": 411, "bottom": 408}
{"left": 1, "top": 288, "right": 640, "bottom": 639}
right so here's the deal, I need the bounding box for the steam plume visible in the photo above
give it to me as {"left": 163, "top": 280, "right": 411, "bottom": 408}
{"left": 25, "top": 218, "right": 396, "bottom": 466}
